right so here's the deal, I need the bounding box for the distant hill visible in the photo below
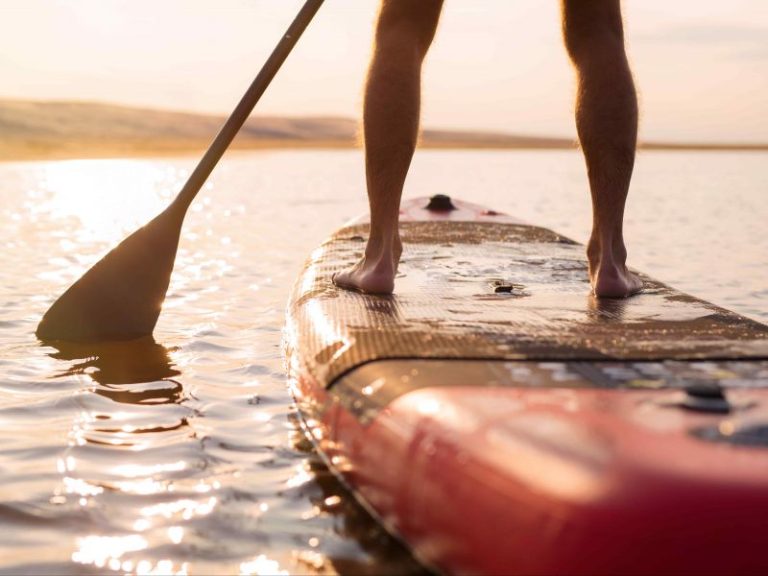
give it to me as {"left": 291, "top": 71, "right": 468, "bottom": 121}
{"left": 0, "top": 99, "right": 572, "bottom": 160}
{"left": 1, "top": 99, "right": 765, "bottom": 161}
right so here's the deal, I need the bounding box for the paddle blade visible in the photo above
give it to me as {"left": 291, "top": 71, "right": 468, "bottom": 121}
{"left": 37, "top": 207, "right": 183, "bottom": 342}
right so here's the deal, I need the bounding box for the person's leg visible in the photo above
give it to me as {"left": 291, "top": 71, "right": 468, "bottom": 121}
{"left": 333, "top": 0, "right": 444, "bottom": 294}
{"left": 562, "top": 0, "right": 643, "bottom": 298}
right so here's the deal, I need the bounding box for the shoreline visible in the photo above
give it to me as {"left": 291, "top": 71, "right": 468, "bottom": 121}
{"left": 3, "top": 139, "right": 767, "bottom": 163}
{"left": 3, "top": 99, "right": 766, "bottom": 162}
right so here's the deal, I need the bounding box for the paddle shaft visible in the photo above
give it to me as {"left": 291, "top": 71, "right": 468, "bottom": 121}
{"left": 173, "top": 0, "right": 324, "bottom": 212}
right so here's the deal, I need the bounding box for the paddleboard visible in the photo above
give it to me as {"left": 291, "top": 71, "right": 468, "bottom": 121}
{"left": 285, "top": 195, "right": 768, "bottom": 576}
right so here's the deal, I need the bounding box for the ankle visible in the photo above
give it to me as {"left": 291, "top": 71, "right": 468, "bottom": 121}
{"left": 587, "top": 233, "right": 627, "bottom": 267}
{"left": 365, "top": 231, "right": 400, "bottom": 259}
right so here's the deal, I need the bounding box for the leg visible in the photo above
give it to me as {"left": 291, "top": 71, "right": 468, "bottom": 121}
{"left": 333, "top": 0, "right": 443, "bottom": 294}
{"left": 562, "top": 0, "right": 643, "bottom": 298}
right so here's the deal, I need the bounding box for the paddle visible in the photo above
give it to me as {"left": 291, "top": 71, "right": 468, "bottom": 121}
{"left": 37, "top": 0, "right": 324, "bottom": 342}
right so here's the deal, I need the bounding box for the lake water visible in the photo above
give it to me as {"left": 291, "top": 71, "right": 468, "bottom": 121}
{"left": 1, "top": 149, "right": 766, "bottom": 574}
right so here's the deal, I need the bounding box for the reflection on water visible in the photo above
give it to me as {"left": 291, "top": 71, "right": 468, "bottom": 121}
{"left": 43, "top": 337, "right": 198, "bottom": 574}
{"left": 300, "top": 440, "right": 431, "bottom": 576}
{"left": 47, "top": 336, "right": 181, "bottom": 383}
{"left": 587, "top": 293, "right": 629, "bottom": 321}
{"left": 0, "top": 150, "right": 765, "bottom": 573}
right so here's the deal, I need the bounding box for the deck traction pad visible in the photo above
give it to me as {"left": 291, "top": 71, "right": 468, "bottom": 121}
{"left": 286, "top": 221, "right": 768, "bottom": 388}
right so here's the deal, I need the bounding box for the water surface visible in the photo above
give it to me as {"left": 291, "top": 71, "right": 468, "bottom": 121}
{"left": 0, "top": 150, "right": 766, "bottom": 574}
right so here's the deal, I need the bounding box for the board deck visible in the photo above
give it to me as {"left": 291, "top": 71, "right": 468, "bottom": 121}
{"left": 286, "top": 196, "right": 768, "bottom": 576}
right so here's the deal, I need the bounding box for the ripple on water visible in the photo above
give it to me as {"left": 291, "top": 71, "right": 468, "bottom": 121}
{"left": 181, "top": 339, "right": 238, "bottom": 354}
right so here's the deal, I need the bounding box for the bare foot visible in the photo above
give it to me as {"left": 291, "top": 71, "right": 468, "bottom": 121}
{"left": 333, "top": 237, "right": 402, "bottom": 295}
{"left": 588, "top": 239, "right": 643, "bottom": 298}
{"left": 591, "top": 264, "right": 643, "bottom": 298}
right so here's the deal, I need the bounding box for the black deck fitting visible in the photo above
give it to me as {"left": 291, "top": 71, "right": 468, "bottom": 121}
{"left": 426, "top": 194, "right": 457, "bottom": 212}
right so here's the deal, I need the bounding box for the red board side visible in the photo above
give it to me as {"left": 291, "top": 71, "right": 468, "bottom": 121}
{"left": 331, "top": 384, "right": 768, "bottom": 575}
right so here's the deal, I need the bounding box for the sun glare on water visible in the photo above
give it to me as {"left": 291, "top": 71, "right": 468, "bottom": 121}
{"left": 38, "top": 159, "right": 188, "bottom": 244}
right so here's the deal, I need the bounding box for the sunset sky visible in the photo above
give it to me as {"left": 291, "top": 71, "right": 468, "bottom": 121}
{"left": 2, "top": 0, "right": 767, "bottom": 143}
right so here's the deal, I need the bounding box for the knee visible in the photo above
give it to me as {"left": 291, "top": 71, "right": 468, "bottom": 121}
{"left": 562, "top": 0, "right": 626, "bottom": 66}
{"left": 375, "top": 0, "right": 444, "bottom": 59}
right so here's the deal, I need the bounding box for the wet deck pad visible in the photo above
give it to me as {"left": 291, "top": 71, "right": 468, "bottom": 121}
{"left": 286, "top": 221, "right": 768, "bottom": 388}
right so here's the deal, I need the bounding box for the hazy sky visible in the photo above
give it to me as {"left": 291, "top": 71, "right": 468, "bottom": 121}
{"left": 2, "top": 0, "right": 767, "bottom": 142}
